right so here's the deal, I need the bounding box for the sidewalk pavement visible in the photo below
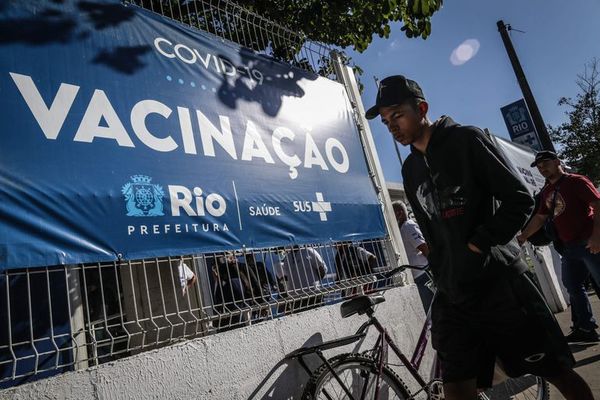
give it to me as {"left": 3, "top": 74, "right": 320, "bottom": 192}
{"left": 549, "top": 292, "right": 600, "bottom": 399}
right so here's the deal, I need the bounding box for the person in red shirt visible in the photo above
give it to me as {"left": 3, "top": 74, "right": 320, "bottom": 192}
{"left": 518, "top": 151, "right": 600, "bottom": 343}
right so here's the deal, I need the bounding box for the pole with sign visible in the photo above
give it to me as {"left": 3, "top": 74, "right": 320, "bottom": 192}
{"left": 500, "top": 99, "right": 542, "bottom": 151}
{"left": 497, "top": 20, "right": 556, "bottom": 152}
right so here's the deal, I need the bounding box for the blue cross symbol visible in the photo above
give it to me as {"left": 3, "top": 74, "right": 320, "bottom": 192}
{"left": 522, "top": 135, "right": 536, "bottom": 145}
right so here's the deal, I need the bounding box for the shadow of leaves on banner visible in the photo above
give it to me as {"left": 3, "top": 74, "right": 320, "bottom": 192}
{"left": 93, "top": 45, "right": 152, "bottom": 75}
{"left": 0, "top": 0, "right": 149, "bottom": 75}
{"left": 215, "top": 47, "right": 318, "bottom": 117}
{"left": 77, "top": 0, "right": 134, "bottom": 29}
{"left": 0, "top": 0, "right": 322, "bottom": 108}
{"left": 0, "top": 13, "right": 77, "bottom": 45}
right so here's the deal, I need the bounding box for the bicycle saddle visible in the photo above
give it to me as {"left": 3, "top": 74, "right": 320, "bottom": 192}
{"left": 340, "top": 295, "right": 385, "bottom": 318}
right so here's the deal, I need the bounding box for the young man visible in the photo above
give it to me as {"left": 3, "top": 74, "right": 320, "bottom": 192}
{"left": 392, "top": 200, "right": 432, "bottom": 311}
{"left": 366, "top": 75, "right": 592, "bottom": 400}
{"left": 518, "top": 151, "right": 600, "bottom": 343}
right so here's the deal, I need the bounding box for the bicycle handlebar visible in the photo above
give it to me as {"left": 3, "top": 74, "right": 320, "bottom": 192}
{"left": 382, "top": 264, "right": 429, "bottom": 278}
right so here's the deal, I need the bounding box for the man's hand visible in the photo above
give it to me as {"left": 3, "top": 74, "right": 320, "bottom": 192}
{"left": 467, "top": 242, "right": 482, "bottom": 254}
{"left": 518, "top": 214, "right": 547, "bottom": 247}
{"left": 586, "top": 234, "right": 600, "bottom": 254}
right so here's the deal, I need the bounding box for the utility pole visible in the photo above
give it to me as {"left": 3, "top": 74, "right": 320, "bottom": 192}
{"left": 497, "top": 20, "right": 556, "bottom": 152}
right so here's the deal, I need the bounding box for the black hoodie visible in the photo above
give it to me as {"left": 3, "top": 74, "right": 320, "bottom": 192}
{"left": 401, "top": 116, "right": 534, "bottom": 305}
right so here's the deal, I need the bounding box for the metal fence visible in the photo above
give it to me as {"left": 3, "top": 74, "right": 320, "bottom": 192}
{"left": 0, "top": 238, "right": 403, "bottom": 387}
{"left": 0, "top": 0, "right": 402, "bottom": 389}
{"left": 127, "top": 0, "right": 338, "bottom": 80}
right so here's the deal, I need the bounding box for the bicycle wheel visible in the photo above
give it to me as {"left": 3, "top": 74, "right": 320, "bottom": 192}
{"left": 302, "top": 353, "right": 411, "bottom": 400}
{"left": 479, "top": 375, "right": 550, "bottom": 400}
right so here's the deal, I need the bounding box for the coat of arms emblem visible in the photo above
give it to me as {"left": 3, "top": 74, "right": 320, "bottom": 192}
{"left": 121, "top": 175, "right": 165, "bottom": 216}
{"left": 506, "top": 106, "right": 527, "bottom": 126}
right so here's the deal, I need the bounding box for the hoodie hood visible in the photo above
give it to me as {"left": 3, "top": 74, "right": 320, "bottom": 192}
{"left": 401, "top": 118, "right": 533, "bottom": 304}
{"left": 410, "top": 115, "right": 460, "bottom": 155}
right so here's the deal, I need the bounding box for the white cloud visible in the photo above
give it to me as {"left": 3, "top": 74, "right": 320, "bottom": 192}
{"left": 389, "top": 39, "right": 399, "bottom": 49}
{"left": 450, "top": 39, "right": 480, "bottom": 66}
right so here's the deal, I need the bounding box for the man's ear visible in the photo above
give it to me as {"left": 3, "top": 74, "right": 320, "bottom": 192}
{"left": 551, "top": 159, "right": 561, "bottom": 170}
{"left": 418, "top": 101, "right": 429, "bottom": 118}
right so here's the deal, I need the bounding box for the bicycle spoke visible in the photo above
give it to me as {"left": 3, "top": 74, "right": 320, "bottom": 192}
{"left": 314, "top": 361, "right": 408, "bottom": 399}
{"left": 359, "top": 371, "right": 370, "bottom": 400}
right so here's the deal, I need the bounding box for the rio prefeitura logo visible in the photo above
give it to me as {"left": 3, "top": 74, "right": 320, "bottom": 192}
{"left": 122, "top": 175, "right": 165, "bottom": 217}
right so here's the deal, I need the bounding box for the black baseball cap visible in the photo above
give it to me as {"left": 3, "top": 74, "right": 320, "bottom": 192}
{"left": 530, "top": 150, "right": 559, "bottom": 167}
{"left": 365, "top": 75, "right": 425, "bottom": 120}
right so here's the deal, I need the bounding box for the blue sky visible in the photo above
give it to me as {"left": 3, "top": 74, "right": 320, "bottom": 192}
{"left": 350, "top": 0, "right": 600, "bottom": 183}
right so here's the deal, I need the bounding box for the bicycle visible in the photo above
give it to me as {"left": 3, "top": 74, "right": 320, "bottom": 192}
{"left": 285, "top": 265, "right": 550, "bottom": 400}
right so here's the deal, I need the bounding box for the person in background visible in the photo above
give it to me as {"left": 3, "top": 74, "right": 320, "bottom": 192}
{"left": 335, "top": 241, "right": 377, "bottom": 280}
{"left": 177, "top": 259, "right": 197, "bottom": 296}
{"left": 277, "top": 245, "right": 327, "bottom": 291}
{"left": 335, "top": 241, "right": 378, "bottom": 295}
{"left": 366, "top": 74, "right": 592, "bottom": 399}
{"left": 244, "top": 253, "right": 278, "bottom": 296}
{"left": 276, "top": 245, "right": 327, "bottom": 311}
{"left": 210, "top": 252, "right": 253, "bottom": 330}
{"left": 212, "top": 252, "right": 253, "bottom": 308}
{"left": 518, "top": 150, "right": 600, "bottom": 343}
{"left": 392, "top": 200, "right": 432, "bottom": 311}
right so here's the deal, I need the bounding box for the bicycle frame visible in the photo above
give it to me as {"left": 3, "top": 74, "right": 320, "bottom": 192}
{"left": 287, "top": 266, "right": 550, "bottom": 400}
{"left": 286, "top": 265, "right": 441, "bottom": 399}
{"left": 288, "top": 295, "right": 439, "bottom": 400}
{"left": 408, "top": 289, "right": 443, "bottom": 386}
{"left": 359, "top": 294, "right": 442, "bottom": 398}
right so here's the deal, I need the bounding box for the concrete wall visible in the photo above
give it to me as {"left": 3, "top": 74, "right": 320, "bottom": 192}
{"left": 1, "top": 285, "right": 430, "bottom": 400}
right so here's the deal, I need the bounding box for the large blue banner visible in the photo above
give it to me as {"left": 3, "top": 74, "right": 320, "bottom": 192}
{"left": 0, "top": 0, "right": 386, "bottom": 270}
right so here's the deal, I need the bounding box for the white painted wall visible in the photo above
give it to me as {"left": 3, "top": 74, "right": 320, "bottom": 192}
{"left": 1, "top": 285, "right": 430, "bottom": 400}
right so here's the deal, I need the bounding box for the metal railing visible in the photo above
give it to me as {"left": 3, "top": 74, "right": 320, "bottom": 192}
{"left": 0, "top": 0, "right": 397, "bottom": 390}
{"left": 0, "top": 238, "right": 403, "bottom": 387}
{"left": 128, "top": 0, "right": 337, "bottom": 80}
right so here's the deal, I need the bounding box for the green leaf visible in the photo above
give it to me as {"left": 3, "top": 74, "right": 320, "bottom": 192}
{"left": 422, "top": 0, "right": 430, "bottom": 16}
{"left": 158, "top": 0, "right": 443, "bottom": 78}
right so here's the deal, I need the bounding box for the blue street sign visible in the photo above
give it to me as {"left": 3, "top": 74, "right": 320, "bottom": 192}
{"left": 500, "top": 99, "right": 541, "bottom": 150}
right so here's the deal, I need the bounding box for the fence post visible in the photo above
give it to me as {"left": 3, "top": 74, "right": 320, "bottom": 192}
{"left": 66, "top": 266, "right": 89, "bottom": 370}
{"left": 330, "top": 51, "right": 409, "bottom": 281}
